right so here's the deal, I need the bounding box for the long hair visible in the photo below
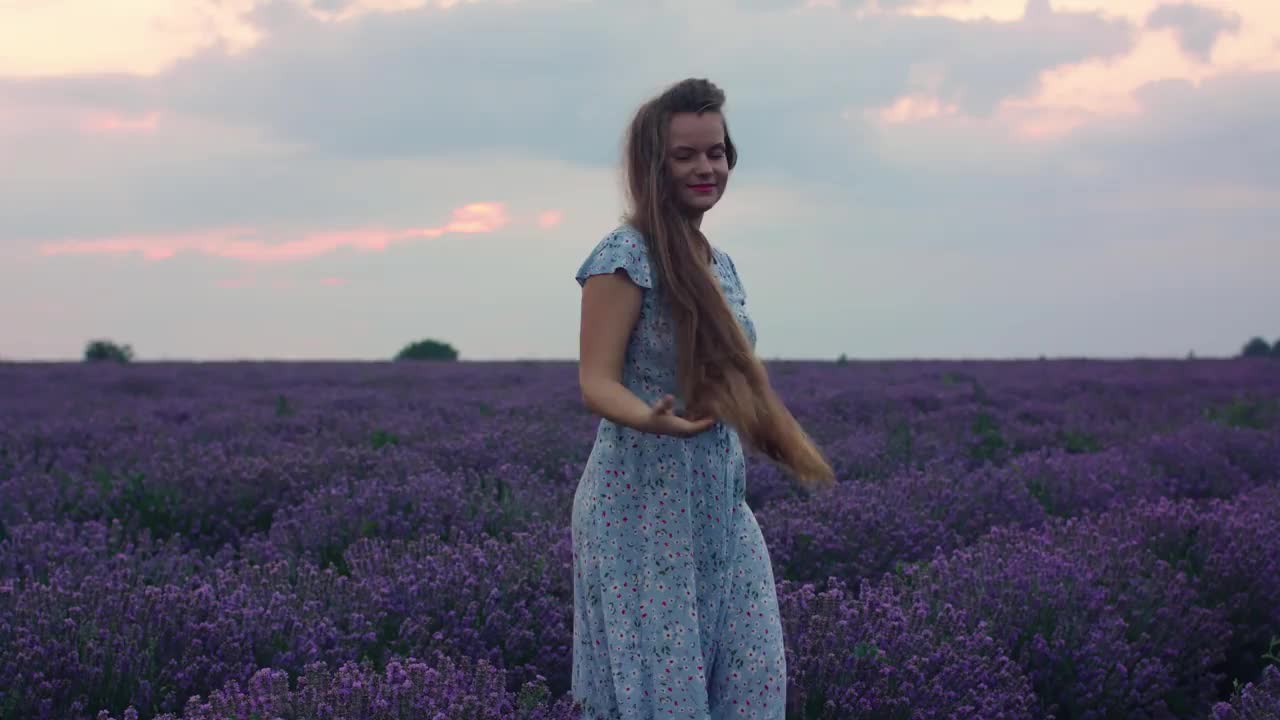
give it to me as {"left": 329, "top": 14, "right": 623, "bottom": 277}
{"left": 622, "top": 78, "right": 835, "bottom": 492}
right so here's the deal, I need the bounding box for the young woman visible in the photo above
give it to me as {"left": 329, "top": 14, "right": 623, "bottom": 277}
{"left": 572, "top": 78, "right": 835, "bottom": 719}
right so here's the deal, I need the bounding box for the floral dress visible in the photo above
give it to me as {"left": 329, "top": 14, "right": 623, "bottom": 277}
{"left": 571, "top": 224, "right": 786, "bottom": 719}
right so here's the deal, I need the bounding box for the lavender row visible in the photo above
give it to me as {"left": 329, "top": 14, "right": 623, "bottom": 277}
{"left": 60, "top": 482, "right": 1280, "bottom": 720}
{"left": 2, "top": 359, "right": 1278, "bottom": 719}
{"left": 3, "top": 360, "right": 1275, "bottom": 555}
{"left": 780, "top": 482, "right": 1280, "bottom": 718}
{"left": 5, "top": 484, "right": 1278, "bottom": 718}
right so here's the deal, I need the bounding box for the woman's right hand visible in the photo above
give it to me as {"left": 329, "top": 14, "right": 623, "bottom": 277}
{"left": 645, "top": 394, "right": 717, "bottom": 438}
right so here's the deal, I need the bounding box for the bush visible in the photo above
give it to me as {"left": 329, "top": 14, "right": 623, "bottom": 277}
{"left": 394, "top": 338, "right": 458, "bottom": 361}
{"left": 84, "top": 339, "right": 134, "bottom": 363}
{"left": 1241, "top": 337, "right": 1272, "bottom": 358}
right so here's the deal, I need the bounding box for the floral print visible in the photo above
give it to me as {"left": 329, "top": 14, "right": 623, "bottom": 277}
{"left": 571, "top": 225, "right": 785, "bottom": 719}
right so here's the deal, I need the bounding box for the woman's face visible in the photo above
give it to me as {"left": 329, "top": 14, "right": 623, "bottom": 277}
{"left": 665, "top": 111, "right": 730, "bottom": 216}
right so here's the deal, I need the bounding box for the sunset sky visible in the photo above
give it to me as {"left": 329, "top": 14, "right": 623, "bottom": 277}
{"left": 2, "top": 0, "right": 1276, "bottom": 361}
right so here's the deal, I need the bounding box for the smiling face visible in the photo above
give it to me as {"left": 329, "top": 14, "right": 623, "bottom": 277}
{"left": 666, "top": 111, "right": 731, "bottom": 220}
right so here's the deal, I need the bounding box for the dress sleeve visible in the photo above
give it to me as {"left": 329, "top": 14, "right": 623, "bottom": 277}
{"left": 575, "top": 227, "right": 654, "bottom": 289}
{"left": 723, "top": 252, "right": 746, "bottom": 301}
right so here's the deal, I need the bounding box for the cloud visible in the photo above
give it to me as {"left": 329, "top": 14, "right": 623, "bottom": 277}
{"left": 0, "top": 0, "right": 1276, "bottom": 362}
{"left": 0, "top": 0, "right": 530, "bottom": 77}
{"left": 0, "top": 0, "right": 1144, "bottom": 251}
{"left": 79, "top": 110, "right": 162, "bottom": 135}
{"left": 34, "top": 202, "right": 511, "bottom": 263}
{"left": 0, "top": 0, "right": 1267, "bottom": 246}
{"left": 732, "top": 0, "right": 921, "bottom": 10}
{"left": 0, "top": 0, "right": 1131, "bottom": 167}
{"left": 870, "top": 94, "right": 961, "bottom": 124}
{"left": 536, "top": 210, "right": 564, "bottom": 229}
{"left": 1146, "top": 2, "right": 1243, "bottom": 61}
{"left": 0, "top": 0, "right": 262, "bottom": 77}
{"left": 1070, "top": 69, "right": 1280, "bottom": 189}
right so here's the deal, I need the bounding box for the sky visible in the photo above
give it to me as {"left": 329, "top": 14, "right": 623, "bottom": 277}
{"left": 1, "top": 0, "right": 1277, "bottom": 362}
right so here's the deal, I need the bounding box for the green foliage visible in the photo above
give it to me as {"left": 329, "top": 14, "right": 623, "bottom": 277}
{"left": 1273, "top": 339, "right": 1280, "bottom": 358}
{"left": 1204, "top": 396, "right": 1276, "bottom": 430}
{"left": 394, "top": 338, "right": 459, "bottom": 361}
{"left": 1024, "top": 472, "right": 1054, "bottom": 515}
{"left": 1241, "top": 336, "right": 1273, "bottom": 358}
{"left": 1058, "top": 429, "right": 1102, "bottom": 454}
{"left": 968, "top": 411, "right": 1007, "bottom": 466}
{"left": 884, "top": 418, "right": 915, "bottom": 467}
{"left": 83, "top": 339, "right": 134, "bottom": 363}
{"left": 97, "top": 468, "right": 184, "bottom": 541}
{"left": 516, "top": 678, "right": 552, "bottom": 713}
{"left": 370, "top": 428, "right": 400, "bottom": 449}
{"left": 851, "top": 641, "right": 883, "bottom": 661}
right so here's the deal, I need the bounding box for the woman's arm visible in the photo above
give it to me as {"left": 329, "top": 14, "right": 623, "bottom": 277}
{"left": 578, "top": 269, "right": 655, "bottom": 432}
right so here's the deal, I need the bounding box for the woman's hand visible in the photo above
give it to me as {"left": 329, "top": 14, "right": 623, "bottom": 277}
{"left": 644, "top": 394, "right": 717, "bottom": 438}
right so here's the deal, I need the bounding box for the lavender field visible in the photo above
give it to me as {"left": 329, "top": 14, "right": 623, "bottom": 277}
{"left": 2, "top": 358, "right": 1279, "bottom": 720}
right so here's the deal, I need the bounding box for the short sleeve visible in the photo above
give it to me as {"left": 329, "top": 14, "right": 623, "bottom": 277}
{"left": 574, "top": 227, "right": 653, "bottom": 289}
{"left": 722, "top": 251, "right": 746, "bottom": 301}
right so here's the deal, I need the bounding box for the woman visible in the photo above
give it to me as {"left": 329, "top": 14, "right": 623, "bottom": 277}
{"left": 572, "top": 78, "right": 835, "bottom": 720}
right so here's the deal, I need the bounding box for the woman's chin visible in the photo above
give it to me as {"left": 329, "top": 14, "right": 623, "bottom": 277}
{"left": 682, "top": 194, "right": 721, "bottom": 214}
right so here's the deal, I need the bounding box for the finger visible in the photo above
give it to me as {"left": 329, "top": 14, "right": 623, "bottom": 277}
{"left": 679, "top": 417, "right": 713, "bottom": 435}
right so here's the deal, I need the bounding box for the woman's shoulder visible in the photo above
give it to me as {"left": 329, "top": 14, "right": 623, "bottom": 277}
{"left": 603, "top": 222, "right": 647, "bottom": 249}
{"left": 575, "top": 222, "right": 654, "bottom": 288}
{"left": 593, "top": 222, "right": 653, "bottom": 261}
{"left": 711, "top": 244, "right": 735, "bottom": 269}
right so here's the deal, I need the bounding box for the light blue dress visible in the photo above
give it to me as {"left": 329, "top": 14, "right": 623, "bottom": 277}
{"left": 571, "top": 224, "right": 786, "bottom": 720}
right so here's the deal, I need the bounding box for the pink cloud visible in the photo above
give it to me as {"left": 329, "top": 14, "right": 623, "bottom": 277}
{"left": 0, "top": 1, "right": 262, "bottom": 78}
{"left": 79, "top": 110, "right": 162, "bottom": 135}
{"left": 536, "top": 209, "right": 564, "bottom": 229}
{"left": 886, "top": 1, "right": 1280, "bottom": 140}
{"left": 319, "top": 276, "right": 347, "bottom": 286}
{"left": 868, "top": 94, "right": 961, "bottom": 125}
{"left": 36, "top": 202, "right": 510, "bottom": 263}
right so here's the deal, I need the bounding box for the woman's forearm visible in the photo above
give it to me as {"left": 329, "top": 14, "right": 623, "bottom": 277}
{"left": 581, "top": 378, "right": 654, "bottom": 433}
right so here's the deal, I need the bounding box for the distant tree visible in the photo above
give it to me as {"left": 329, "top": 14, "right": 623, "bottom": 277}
{"left": 1242, "top": 337, "right": 1272, "bottom": 358}
{"left": 84, "top": 339, "right": 134, "bottom": 363}
{"left": 394, "top": 338, "right": 459, "bottom": 361}
{"left": 1273, "top": 339, "right": 1280, "bottom": 358}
